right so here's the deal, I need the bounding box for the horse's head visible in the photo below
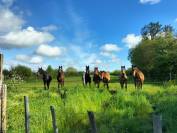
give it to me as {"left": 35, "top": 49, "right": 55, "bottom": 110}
{"left": 99, "top": 71, "right": 105, "bottom": 79}
{"left": 85, "top": 65, "right": 90, "bottom": 74}
{"left": 121, "top": 66, "right": 126, "bottom": 74}
{"left": 132, "top": 65, "right": 139, "bottom": 77}
{"left": 58, "top": 66, "right": 63, "bottom": 73}
{"left": 94, "top": 67, "right": 99, "bottom": 75}
{"left": 37, "top": 67, "right": 44, "bottom": 76}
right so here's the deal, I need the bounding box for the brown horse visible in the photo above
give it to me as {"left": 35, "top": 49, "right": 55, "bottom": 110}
{"left": 93, "top": 67, "right": 101, "bottom": 88}
{"left": 57, "top": 66, "right": 64, "bottom": 88}
{"left": 132, "top": 66, "right": 144, "bottom": 89}
{"left": 100, "top": 71, "right": 110, "bottom": 89}
{"left": 119, "top": 66, "right": 128, "bottom": 90}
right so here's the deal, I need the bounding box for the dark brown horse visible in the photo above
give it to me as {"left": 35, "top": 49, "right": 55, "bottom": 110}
{"left": 37, "top": 67, "right": 52, "bottom": 90}
{"left": 84, "top": 66, "right": 91, "bottom": 87}
{"left": 132, "top": 65, "right": 144, "bottom": 89}
{"left": 100, "top": 71, "right": 110, "bottom": 89}
{"left": 119, "top": 66, "right": 128, "bottom": 90}
{"left": 93, "top": 67, "right": 101, "bottom": 88}
{"left": 57, "top": 66, "right": 64, "bottom": 88}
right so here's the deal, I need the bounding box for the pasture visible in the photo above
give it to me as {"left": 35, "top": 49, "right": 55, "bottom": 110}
{"left": 6, "top": 76, "right": 177, "bottom": 133}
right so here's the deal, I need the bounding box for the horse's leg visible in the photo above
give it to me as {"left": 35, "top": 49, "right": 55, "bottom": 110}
{"left": 44, "top": 82, "right": 46, "bottom": 90}
{"left": 120, "top": 82, "right": 123, "bottom": 89}
{"left": 134, "top": 79, "right": 137, "bottom": 89}
{"left": 47, "top": 82, "right": 49, "bottom": 90}
{"left": 107, "top": 83, "right": 109, "bottom": 89}
{"left": 63, "top": 81, "right": 64, "bottom": 87}
{"left": 125, "top": 80, "right": 127, "bottom": 90}
{"left": 140, "top": 81, "right": 143, "bottom": 90}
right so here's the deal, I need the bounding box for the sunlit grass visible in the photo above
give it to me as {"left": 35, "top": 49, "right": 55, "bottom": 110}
{"left": 6, "top": 77, "right": 177, "bottom": 133}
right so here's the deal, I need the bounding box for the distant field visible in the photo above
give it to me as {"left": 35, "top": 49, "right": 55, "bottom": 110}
{"left": 6, "top": 76, "right": 177, "bottom": 133}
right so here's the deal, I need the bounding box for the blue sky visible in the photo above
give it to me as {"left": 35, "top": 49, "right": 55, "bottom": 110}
{"left": 0, "top": 0, "right": 177, "bottom": 71}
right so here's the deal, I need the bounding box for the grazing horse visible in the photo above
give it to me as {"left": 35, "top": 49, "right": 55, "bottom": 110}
{"left": 119, "top": 66, "right": 128, "bottom": 89}
{"left": 93, "top": 67, "right": 101, "bottom": 88}
{"left": 132, "top": 66, "right": 144, "bottom": 89}
{"left": 100, "top": 71, "right": 110, "bottom": 89}
{"left": 84, "top": 66, "right": 91, "bottom": 86}
{"left": 37, "top": 67, "right": 52, "bottom": 90}
{"left": 57, "top": 66, "right": 64, "bottom": 88}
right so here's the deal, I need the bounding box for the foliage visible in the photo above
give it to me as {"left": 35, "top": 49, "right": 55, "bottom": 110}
{"left": 129, "top": 22, "right": 177, "bottom": 81}
{"left": 65, "top": 67, "right": 79, "bottom": 76}
{"left": 6, "top": 70, "right": 24, "bottom": 90}
{"left": 10, "top": 65, "right": 32, "bottom": 80}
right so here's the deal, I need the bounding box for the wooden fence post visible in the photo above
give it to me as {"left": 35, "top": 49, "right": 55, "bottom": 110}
{"left": 87, "top": 111, "right": 97, "bottom": 133}
{"left": 0, "top": 53, "right": 7, "bottom": 133}
{"left": 24, "top": 96, "right": 30, "bottom": 133}
{"left": 153, "top": 114, "right": 162, "bottom": 133}
{"left": 50, "top": 106, "right": 58, "bottom": 133}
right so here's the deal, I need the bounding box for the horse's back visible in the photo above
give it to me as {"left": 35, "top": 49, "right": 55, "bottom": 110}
{"left": 104, "top": 72, "right": 110, "bottom": 81}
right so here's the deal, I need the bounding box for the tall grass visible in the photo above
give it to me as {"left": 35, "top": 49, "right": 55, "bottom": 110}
{"left": 6, "top": 77, "right": 177, "bottom": 133}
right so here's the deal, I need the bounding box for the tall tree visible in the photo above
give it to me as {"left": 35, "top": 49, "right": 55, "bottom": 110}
{"left": 141, "top": 22, "right": 162, "bottom": 40}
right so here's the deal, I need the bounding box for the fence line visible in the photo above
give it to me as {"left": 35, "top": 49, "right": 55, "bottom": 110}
{"left": 21, "top": 96, "right": 163, "bottom": 133}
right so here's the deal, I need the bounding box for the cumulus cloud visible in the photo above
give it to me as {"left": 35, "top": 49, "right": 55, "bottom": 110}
{"left": 36, "top": 44, "right": 65, "bottom": 57}
{"left": 100, "top": 43, "right": 121, "bottom": 57}
{"left": 0, "top": 27, "right": 54, "bottom": 49}
{"left": 122, "top": 34, "right": 142, "bottom": 48}
{"left": 41, "top": 25, "right": 58, "bottom": 32}
{"left": 15, "top": 54, "right": 43, "bottom": 64}
{"left": 139, "top": 0, "right": 161, "bottom": 4}
{"left": 101, "top": 43, "right": 121, "bottom": 52}
{"left": 0, "top": 8, "right": 24, "bottom": 33}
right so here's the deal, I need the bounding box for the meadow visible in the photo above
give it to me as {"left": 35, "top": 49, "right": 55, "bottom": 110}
{"left": 6, "top": 76, "right": 177, "bottom": 133}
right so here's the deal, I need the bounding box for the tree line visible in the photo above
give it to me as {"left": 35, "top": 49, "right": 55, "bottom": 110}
{"left": 3, "top": 65, "right": 83, "bottom": 81}
{"left": 129, "top": 22, "right": 177, "bottom": 81}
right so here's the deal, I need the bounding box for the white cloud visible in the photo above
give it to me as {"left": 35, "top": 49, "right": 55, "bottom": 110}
{"left": 15, "top": 54, "right": 43, "bottom": 64}
{"left": 0, "top": 27, "right": 54, "bottom": 48}
{"left": 41, "top": 24, "right": 58, "bottom": 32}
{"left": 36, "top": 44, "right": 65, "bottom": 57}
{"left": 140, "top": 0, "right": 161, "bottom": 4}
{"left": 122, "top": 34, "right": 142, "bottom": 48}
{"left": 100, "top": 43, "right": 121, "bottom": 57}
{"left": 101, "top": 43, "right": 121, "bottom": 53}
{"left": 0, "top": 8, "right": 24, "bottom": 33}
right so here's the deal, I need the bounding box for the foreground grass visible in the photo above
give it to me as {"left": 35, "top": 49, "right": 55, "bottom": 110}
{"left": 6, "top": 77, "right": 177, "bottom": 133}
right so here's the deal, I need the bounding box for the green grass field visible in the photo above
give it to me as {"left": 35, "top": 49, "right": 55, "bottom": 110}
{"left": 6, "top": 76, "right": 177, "bottom": 133}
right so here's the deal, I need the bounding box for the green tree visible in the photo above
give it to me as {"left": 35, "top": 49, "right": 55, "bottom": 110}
{"left": 141, "top": 22, "right": 162, "bottom": 40}
{"left": 129, "top": 23, "right": 177, "bottom": 80}
{"left": 11, "top": 65, "right": 32, "bottom": 80}
{"left": 65, "top": 67, "right": 78, "bottom": 76}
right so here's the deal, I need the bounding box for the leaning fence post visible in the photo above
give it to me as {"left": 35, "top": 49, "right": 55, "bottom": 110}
{"left": 50, "top": 106, "right": 58, "bottom": 133}
{"left": 24, "top": 96, "right": 30, "bottom": 133}
{"left": 87, "top": 111, "right": 97, "bottom": 133}
{"left": 153, "top": 114, "right": 162, "bottom": 133}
